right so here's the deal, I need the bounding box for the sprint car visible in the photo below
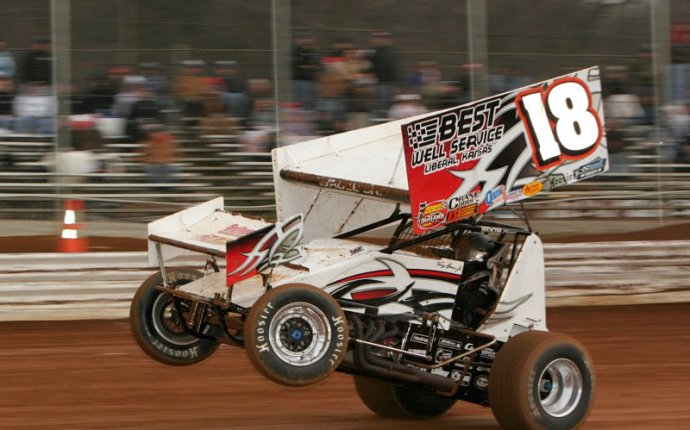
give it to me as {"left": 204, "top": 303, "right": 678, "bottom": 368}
{"left": 131, "top": 67, "right": 607, "bottom": 430}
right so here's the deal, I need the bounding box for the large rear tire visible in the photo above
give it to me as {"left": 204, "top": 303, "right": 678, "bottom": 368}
{"left": 130, "top": 269, "right": 220, "bottom": 366}
{"left": 354, "top": 376, "right": 456, "bottom": 419}
{"left": 244, "top": 283, "right": 349, "bottom": 386}
{"left": 489, "top": 330, "right": 594, "bottom": 430}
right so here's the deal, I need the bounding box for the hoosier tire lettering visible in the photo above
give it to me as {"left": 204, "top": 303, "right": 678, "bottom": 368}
{"left": 150, "top": 337, "right": 200, "bottom": 359}
{"left": 255, "top": 302, "right": 273, "bottom": 353}
{"left": 329, "top": 315, "right": 346, "bottom": 366}
{"left": 244, "top": 283, "right": 349, "bottom": 386}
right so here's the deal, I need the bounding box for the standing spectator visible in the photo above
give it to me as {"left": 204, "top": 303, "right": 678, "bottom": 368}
{"left": 214, "top": 60, "right": 249, "bottom": 120}
{"left": 340, "top": 46, "right": 374, "bottom": 129}
{"left": 126, "top": 86, "right": 163, "bottom": 143}
{"left": 111, "top": 75, "right": 147, "bottom": 119}
{"left": 629, "top": 44, "right": 656, "bottom": 125}
{"left": 0, "top": 37, "right": 15, "bottom": 127}
{"left": 367, "top": 32, "right": 399, "bottom": 120}
{"left": 0, "top": 74, "right": 14, "bottom": 130}
{"left": 22, "top": 37, "right": 52, "bottom": 85}
{"left": 138, "top": 129, "right": 180, "bottom": 188}
{"left": 0, "top": 37, "right": 16, "bottom": 80}
{"left": 13, "top": 83, "right": 55, "bottom": 134}
{"left": 139, "top": 62, "right": 169, "bottom": 98}
{"left": 291, "top": 34, "right": 321, "bottom": 111}
{"left": 241, "top": 78, "right": 276, "bottom": 152}
{"left": 662, "top": 104, "right": 690, "bottom": 164}
{"left": 83, "top": 71, "right": 119, "bottom": 114}
{"left": 388, "top": 93, "right": 427, "bottom": 120}
{"left": 407, "top": 61, "right": 452, "bottom": 110}
{"left": 173, "top": 59, "right": 210, "bottom": 125}
{"left": 603, "top": 66, "right": 646, "bottom": 173}
{"left": 316, "top": 57, "right": 349, "bottom": 134}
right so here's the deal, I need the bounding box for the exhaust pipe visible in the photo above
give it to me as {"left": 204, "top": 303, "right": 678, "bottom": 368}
{"left": 347, "top": 316, "right": 456, "bottom": 392}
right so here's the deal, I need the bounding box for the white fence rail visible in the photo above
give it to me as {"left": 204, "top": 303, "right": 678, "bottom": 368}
{"left": 1, "top": 242, "right": 689, "bottom": 321}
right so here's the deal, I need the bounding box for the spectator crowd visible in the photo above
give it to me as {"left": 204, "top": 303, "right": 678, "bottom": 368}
{"left": 0, "top": 32, "right": 689, "bottom": 185}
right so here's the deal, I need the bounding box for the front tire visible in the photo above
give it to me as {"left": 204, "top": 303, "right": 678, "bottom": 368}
{"left": 489, "top": 330, "right": 594, "bottom": 430}
{"left": 244, "top": 283, "right": 349, "bottom": 386}
{"left": 130, "top": 269, "right": 219, "bottom": 366}
{"left": 354, "top": 376, "right": 456, "bottom": 419}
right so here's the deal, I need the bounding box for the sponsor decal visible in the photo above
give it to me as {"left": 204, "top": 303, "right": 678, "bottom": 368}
{"left": 417, "top": 200, "right": 448, "bottom": 229}
{"left": 435, "top": 349, "right": 453, "bottom": 362}
{"left": 402, "top": 67, "right": 608, "bottom": 233}
{"left": 410, "top": 333, "right": 430, "bottom": 344}
{"left": 547, "top": 174, "right": 567, "bottom": 190}
{"left": 480, "top": 348, "right": 496, "bottom": 360}
{"left": 450, "top": 370, "right": 472, "bottom": 386}
{"left": 218, "top": 224, "right": 255, "bottom": 237}
{"left": 474, "top": 375, "right": 489, "bottom": 390}
{"left": 430, "top": 368, "right": 450, "bottom": 377}
{"left": 446, "top": 203, "right": 477, "bottom": 224}
{"left": 226, "top": 215, "right": 304, "bottom": 285}
{"left": 438, "top": 337, "right": 463, "bottom": 350}
{"left": 405, "top": 97, "right": 505, "bottom": 175}
{"left": 522, "top": 181, "right": 543, "bottom": 197}
{"left": 435, "top": 259, "right": 464, "bottom": 273}
{"left": 517, "top": 77, "right": 603, "bottom": 171}
{"left": 505, "top": 189, "right": 524, "bottom": 203}
{"left": 194, "top": 233, "right": 230, "bottom": 245}
{"left": 575, "top": 157, "right": 607, "bottom": 180}
{"left": 484, "top": 186, "right": 506, "bottom": 208}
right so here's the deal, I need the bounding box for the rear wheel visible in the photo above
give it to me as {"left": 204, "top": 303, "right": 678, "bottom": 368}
{"left": 130, "top": 269, "right": 219, "bottom": 365}
{"left": 244, "top": 283, "right": 349, "bottom": 386}
{"left": 489, "top": 330, "right": 594, "bottom": 430}
{"left": 354, "top": 376, "right": 456, "bottom": 419}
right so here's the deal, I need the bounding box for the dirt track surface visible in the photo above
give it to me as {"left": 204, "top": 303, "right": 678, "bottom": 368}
{"left": 0, "top": 304, "right": 688, "bottom": 430}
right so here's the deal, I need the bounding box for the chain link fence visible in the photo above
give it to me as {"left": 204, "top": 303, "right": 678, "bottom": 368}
{"left": 0, "top": 0, "right": 688, "bottom": 223}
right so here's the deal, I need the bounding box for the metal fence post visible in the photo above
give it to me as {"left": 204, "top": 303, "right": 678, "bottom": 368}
{"left": 272, "top": 0, "right": 292, "bottom": 147}
{"left": 51, "top": 0, "right": 72, "bottom": 221}
{"left": 651, "top": 0, "right": 670, "bottom": 222}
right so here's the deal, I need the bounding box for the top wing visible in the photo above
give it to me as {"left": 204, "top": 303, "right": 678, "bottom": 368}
{"left": 274, "top": 66, "right": 608, "bottom": 238}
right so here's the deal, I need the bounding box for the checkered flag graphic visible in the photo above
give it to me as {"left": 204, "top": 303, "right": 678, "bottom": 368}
{"left": 406, "top": 117, "right": 439, "bottom": 149}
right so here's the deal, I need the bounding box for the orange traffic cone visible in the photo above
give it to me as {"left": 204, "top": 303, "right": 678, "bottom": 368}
{"left": 58, "top": 199, "right": 89, "bottom": 252}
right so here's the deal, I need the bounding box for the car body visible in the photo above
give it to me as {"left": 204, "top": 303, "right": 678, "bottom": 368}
{"left": 131, "top": 67, "right": 607, "bottom": 429}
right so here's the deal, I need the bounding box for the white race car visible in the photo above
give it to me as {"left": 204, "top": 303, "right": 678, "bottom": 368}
{"left": 131, "top": 67, "right": 606, "bottom": 430}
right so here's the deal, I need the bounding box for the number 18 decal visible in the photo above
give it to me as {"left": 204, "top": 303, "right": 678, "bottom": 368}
{"left": 516, "top": 77, "right": 603, "bottom": 171}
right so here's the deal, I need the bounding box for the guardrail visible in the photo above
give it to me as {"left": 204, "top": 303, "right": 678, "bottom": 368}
{"left": 0, "top": 133, "right": 277, "bottom": 220}
{"left": 3, "top": 133, "right": 690, "bottom": 222}
{"left": 1, "top": 241, "right": 688, "bottom": 321}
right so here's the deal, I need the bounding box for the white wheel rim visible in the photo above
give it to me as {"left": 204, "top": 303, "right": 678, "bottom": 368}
{"left": 269, "top": 301, "right": 331, "bottom": 367}
{"left": 538, "top": 358, "right": 584, "bottom": 418}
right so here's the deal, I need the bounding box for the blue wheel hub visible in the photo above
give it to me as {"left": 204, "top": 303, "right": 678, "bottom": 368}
{"left": 279, "top": 316, "right": 313, "bottom": 352}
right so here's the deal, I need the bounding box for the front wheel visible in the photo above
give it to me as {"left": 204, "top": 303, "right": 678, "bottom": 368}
{"left": 130, "top": 269, "right": 220, "bottom": 366}
{"left": 354, "top": 376, "right": 456, "bottom": 419}
{"left": 489, "top": 330, "right": 595, "bottom": 430}
{"left": 244, "top": 283, "right": 349, "bottom": 386}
